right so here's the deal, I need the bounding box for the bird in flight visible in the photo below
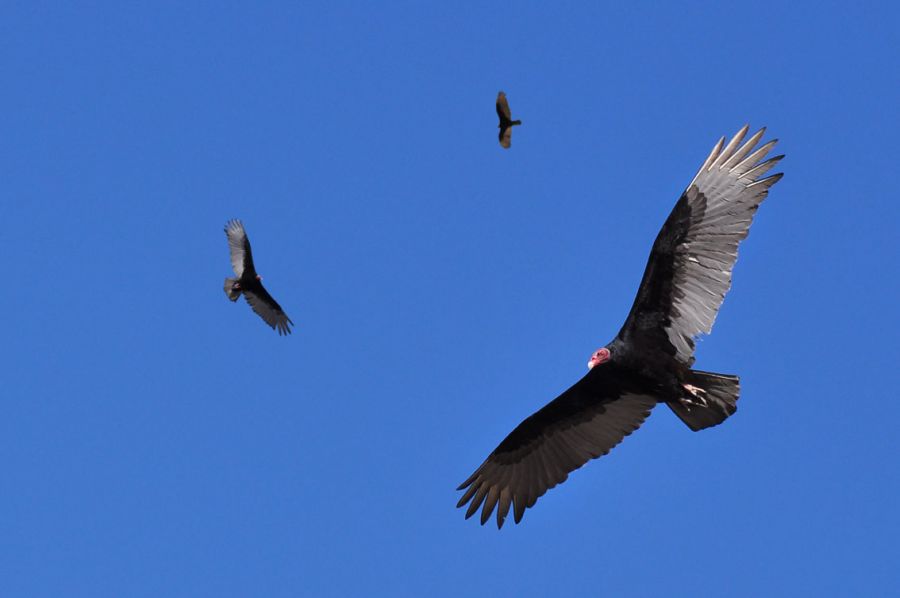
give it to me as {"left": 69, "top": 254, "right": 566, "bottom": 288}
{"left": 457, "top": 125, "right": 784, "bottom": 528}
{"left": 496, "top": 91, "right": 522, "bottom": 149}
{"left": 223, "top": 219, "right": 293, "bottom": 335}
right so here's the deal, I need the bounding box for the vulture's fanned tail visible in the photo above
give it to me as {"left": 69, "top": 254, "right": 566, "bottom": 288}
{"left": 668, "top": 370, "right": 740, "bottom": 431}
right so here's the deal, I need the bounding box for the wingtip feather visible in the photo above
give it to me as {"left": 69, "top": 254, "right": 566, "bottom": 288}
{"left": 689, "top": 135, "right": 725, "bottom": 188}
{"left": 480, "top": 487, "right": 500, "bottom": 525}
{"left": 723, "top": 127, "right": 766, "bottom": 169}
{"left": 713, "top": 125, "right": 750, "bottom": 167}
{"left": 748, "top": 172, "right": 784, "bottom": 189}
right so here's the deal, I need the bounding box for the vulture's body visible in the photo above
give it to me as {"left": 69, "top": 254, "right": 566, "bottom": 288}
{"left": 223, "top": 220, "right": 293, "bottom": 335}
{"left": 457, "top": 125, "right": 783, "bottom": 528}
{"left": 496, "top": 91, "right": 522, "bottom": 149}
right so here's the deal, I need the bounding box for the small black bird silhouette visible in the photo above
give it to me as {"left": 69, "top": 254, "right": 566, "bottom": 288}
{"left": 496, "top": 91, "right": 522, "bottom": 149}
{"left": 223, "top": 220, "right": 293, "bottom": 335}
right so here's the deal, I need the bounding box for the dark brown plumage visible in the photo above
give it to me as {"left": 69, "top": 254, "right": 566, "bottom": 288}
{"left": 457, "top": 125, "right": 784, "bottom": 528}
{"left": 496, "top": 91, "right": 522, "bottom": 149}
{"left": 223, "top": 219, "right": 293, "bottom": 335}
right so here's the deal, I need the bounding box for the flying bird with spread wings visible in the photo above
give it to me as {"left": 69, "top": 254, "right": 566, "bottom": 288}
{"left": 457, "top": 125, "right": 784, "bottom": 528}
{"left": 223, "top": 219, "right": 293, "bottom": 335}
{"left": 496, "top": 91, "right": 522, "bottom": 149}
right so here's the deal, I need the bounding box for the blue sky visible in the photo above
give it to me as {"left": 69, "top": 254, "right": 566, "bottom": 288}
{"left": 2, "top": 2, "right": 898, "bottom": 596}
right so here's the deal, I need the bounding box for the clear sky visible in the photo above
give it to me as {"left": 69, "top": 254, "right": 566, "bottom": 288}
{"left": 2, "top": 2, "right": 898, "bottom": 596}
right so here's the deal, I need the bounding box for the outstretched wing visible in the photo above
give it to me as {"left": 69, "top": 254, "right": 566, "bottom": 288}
{"left": 496, "top": 91, "right": 512, "bottom": 121}
{"left": 457, "top": 365, "right": 657, "bottom": 528}
{"left": 243, "top": 284, "right": 293, "bottom": 335}
{"left": 225, "top": 219, "right": 256, "bottom": 278}
{"left": 617, "top": 125, "right": 784, "bottom": 366}
{"left": 499, "top": 124, "right": 513, "bottom": 148}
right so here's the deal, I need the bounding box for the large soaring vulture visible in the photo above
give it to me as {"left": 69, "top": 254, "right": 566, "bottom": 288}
{"left": 223, "top": 219, "right": 293, "bottom": 335}
{"left": 496, "top": 91, "right": 522, "bottom": 149}
{"left": 457, "top": 125, "right": 783, "bottom": 528}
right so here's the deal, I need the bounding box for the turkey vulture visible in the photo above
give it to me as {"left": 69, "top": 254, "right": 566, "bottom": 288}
{"left": 223, "top": 219, "right": 293, "bottom": 335}
{"left": 496, "top": 91, "right": 522, "bottom": 148}
{"left": 457, "top": 125, "right": 783, "bottom": 528}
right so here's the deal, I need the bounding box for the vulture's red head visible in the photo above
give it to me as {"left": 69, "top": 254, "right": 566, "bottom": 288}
{"left": 587, "top": 347, "right": 610, "bottom": 370}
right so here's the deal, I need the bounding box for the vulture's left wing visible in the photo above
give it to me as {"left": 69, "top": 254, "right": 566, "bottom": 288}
{"left": 225, "top": 219, "right": 256, "bottom": 278}
{"left": 617, "top": 126, "right": 784, "bottom": 366}
{"left": 499, "top": 125, "right": 513, "bottom": 148}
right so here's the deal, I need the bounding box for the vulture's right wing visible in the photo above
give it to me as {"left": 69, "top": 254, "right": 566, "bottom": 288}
{"left": 496, "top": 91, "right": 512, "bottom": 121}
{"left": 457, "top": 365, "right": 656, "bottom": 528}
{"left": 243, "top": 285, "right": 293, "bottom": 336}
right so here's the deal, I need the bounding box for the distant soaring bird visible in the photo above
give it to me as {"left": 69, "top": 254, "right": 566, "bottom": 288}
{"left": 223, "top": 219, "right": 293, "bottom": 335}
{"left": 496, "top": 91, "right": 522, "bottom": 149}
{"left": 457, "top": 125, "right": 784, "bottom": 528}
